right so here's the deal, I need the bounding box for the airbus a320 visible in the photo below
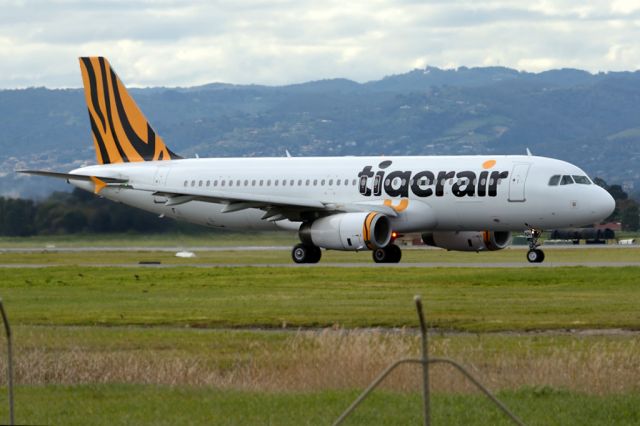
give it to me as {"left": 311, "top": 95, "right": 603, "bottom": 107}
{"left": 21, "top": 57, "right": 616, "bottom": 264}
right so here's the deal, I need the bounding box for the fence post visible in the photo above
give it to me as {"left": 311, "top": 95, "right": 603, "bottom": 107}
{"left": 414, "top": 295, "right": 430, "bottom": 426}
{"left": 0, "top": 299, "right": 14, "bottom": 425}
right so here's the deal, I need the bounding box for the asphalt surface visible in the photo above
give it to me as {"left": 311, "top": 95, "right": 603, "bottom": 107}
{"left": 1, "top": 261, "right": 638, "bottom": 268}
{"left": 0, "top": 244, "right": 638, "bottom": 253}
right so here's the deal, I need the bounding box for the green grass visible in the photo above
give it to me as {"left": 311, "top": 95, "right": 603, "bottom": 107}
{"left": 0, "top": 231, "right": 298, "bottom": 248}
{"left": 1, "top": 385, "right": 639, "bottom": 425}
{"left": 1, "top": 266, "right": 640, "bottom": 331}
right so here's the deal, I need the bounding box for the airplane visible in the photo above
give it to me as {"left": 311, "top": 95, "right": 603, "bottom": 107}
{"left": 20, "top": 57, "right": 616, "bottom": 264}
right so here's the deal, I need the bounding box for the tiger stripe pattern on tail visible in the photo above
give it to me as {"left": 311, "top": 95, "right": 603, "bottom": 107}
{"left": 79, "top": 57, "right": 181, "bottom": 164}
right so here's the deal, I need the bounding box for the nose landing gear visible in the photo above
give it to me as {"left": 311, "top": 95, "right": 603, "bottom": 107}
{"left": 524, "top": 226, "right": 545, "bottom": 263}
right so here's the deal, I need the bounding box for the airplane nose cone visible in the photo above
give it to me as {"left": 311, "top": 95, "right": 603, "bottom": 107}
{"left": 593, "top": 186, "right": 616, "bottom": 220}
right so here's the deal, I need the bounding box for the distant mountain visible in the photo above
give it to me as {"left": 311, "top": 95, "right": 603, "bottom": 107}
{"left": 1, "top": 66, "right": 639, "bottom": 198}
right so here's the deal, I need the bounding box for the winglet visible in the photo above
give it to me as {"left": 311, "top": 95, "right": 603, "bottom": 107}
{"left": 526, "top": 148, "right": 533, "bottom": 156}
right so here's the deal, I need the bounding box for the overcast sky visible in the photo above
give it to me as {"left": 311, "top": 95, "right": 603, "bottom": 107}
{"left": 1, "top": 0, "right": 639, "bottom": 88}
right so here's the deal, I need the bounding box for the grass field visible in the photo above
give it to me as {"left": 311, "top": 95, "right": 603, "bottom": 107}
{"left": 1, "top": 245, "right": 639, "bottom": 424}
{"left": 2, "top": 385, "right": 640, "bottom": 425}
{"left": 1, "top": 266, "right": 639, "bottom": 330}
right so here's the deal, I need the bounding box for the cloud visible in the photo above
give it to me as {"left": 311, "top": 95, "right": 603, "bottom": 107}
{"left": 0, "top": 0, "right": 639, "bottom": 88}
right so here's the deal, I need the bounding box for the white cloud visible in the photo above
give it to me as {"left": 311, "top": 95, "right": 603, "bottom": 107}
{"left": 0, "top": 0, "right": 639, "bottom": 88}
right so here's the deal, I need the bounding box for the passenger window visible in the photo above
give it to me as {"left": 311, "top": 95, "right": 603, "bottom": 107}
{"left": 313, "top": 179, "right": 318, "bottom": 186}
{"left": 306, "top": 179, "right": 310, "bottom": 186}
{"left": 321, "top": 179, "right": 325, "bottom": 186}
{"left": 560, "top": 175, "right": 574, "bottom": 185}
{"left": 221, "top": 180, "right": 225, "bottom": 187}
{"left": 206, "top": 180, "right": 210, "bottom": 187}
{"left": 244, "top": 180, "right": 248, "bottom": 186}
{"left": 236, "top": 180, "right": 241, "bottom": 186}
{"left": 282, "top": 180, "right": 286, "bottom": 186}
{"left": 214, "top": 180, "right": 218, "bottom": 187}
{"left": 345, "top": 179, "right": 349, "bottom": 186}
{"left": 336, "top": 179, "right": 341, "bottom": 186}
{"left": 229, "top": 180, "right": 233, "bottom": 187}
{"left": 251, "top": 180, "right": 256, "bottom": 186}
{"left": 298, "top": 179, "right": 302, "bottom": 186}
{"left": 548, "top": 175, "right": 560, "bottom": 186}
{"left": 573, "top": 175, "right": 591, "bottom": 185}
{"left": 275, "top": 180, "right": 279, "bottom": 186}
{"left": 267, "top": 180, "right": 271, "bottom": 186}
{"left": 260, "top": 180, "right": 264, "bottom": 186}
{"left": 191, "top": 180, "right": 195, "bottom": 187}
{"left": 329, "top": 179, "right": 333, "bottom": 185}
{"left": 290, "top": 180, "right": 294, "bottom": 186}
{"left": 183, "top": 180, "right": 188, "bottom": 187}
{"left": 352, "top": 179, "right": 356, "bottom": 186}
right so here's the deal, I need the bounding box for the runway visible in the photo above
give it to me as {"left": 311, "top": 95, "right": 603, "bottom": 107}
{"left": 1, "top": 261, "right": 638, "bottom": 268}
{"left": 0, "top": 244, "right": 638, "bottom": 253}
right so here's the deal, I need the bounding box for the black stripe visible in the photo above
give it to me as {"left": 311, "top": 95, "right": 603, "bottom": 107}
{"left": 99, "top": 57, "right": 129, "bottom": 163}
{"left": 109, "top": 68, "right": 157, "bottom": 160}
{"left": 88, "top": 110, "right": 110, "bottom": 164}
{"left": 81, "top": 58, "right": 107, "bottom": 133}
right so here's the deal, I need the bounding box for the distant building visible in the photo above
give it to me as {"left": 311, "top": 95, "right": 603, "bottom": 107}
{"left": 594, "top": 222, "right": 622, "bottom": 231}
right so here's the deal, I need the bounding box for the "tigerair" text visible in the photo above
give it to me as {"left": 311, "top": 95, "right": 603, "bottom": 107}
{"left": 357, "top": 161, "right": 509, "bottom": 198}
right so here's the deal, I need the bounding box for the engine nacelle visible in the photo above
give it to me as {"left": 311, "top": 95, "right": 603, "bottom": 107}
{"left": 300, "top": 212, "right": 392, "bottom": 251}
{"left": 422, "top": 231, "right": 512, "bottom": 252}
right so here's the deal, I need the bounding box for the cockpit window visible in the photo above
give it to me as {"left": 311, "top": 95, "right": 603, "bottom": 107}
{"left": 572, "top": 175, "right": 591, "bottom": 185}
{"left": 560, "top": 175, "right": 574, "bottom": 185}
{"left": 548, "top": 175, "right": 561, "bottom": 186}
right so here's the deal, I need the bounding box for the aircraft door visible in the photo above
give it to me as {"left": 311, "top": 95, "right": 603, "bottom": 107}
{"left": 508, "top": 163, "right": 530, "bottom": 202}
{"left": 153, "top": 166, "right": 171, "bottom": 204}
{"left": 153, "top": 166, "right": 171, "bottom": 187}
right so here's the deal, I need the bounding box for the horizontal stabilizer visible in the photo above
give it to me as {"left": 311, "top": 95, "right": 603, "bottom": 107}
{"left": 18, "top": 170, "right": 128, "bottom": 183}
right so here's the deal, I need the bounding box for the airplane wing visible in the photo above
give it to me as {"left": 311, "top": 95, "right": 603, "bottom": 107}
{"left": 19, "top": 170, "right": 397, "bottom": 222}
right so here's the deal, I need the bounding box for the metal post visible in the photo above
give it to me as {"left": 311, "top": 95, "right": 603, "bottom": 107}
{"left": 414, "top": 295, "right": 430, "bottom": 426}
{"left": 0, "top": 299, "right": 14, "bottom": 425}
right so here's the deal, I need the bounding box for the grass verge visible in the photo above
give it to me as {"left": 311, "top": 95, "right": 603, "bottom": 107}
{"left": 0, "top": 385, "right": 639, "bottom": 425}
{"left": 1, "top": 266, "right": 639, "bottom": 331}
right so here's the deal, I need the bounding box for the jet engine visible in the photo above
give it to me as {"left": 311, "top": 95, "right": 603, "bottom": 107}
{"left": 421, "top": 231, "right": 512, "bottom": 252}
{"left": 299, "top": 212, "right": 392, "bottom": 251}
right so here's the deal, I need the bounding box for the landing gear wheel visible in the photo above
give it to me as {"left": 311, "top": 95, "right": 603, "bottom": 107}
{"left": 372, "top": 244, "right": 402, "bottom": 264}
{"left": 524, "top": 225, "right": 545, "bottom": 263}
{"left": 526, "top": 249, "right": 545, "bottom": 263}
{"left": 291, "top": 243, "right": 322, "bottom": 264}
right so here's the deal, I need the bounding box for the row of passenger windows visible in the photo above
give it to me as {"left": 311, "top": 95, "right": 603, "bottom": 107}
{"left": 548, "top": 175, "right": 592, "bottom": 186}
{"left": 184, "top": 178, "right": 359, "bottom": 188}
{"left": 183, "top": 177, "right": 506, "bottom": 189}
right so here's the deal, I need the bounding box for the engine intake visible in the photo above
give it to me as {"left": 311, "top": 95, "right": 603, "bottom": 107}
{"left": 300, "top": 212, "right": 392, "bottom": 251}
{"left": 422, "top": 231, "right": 512, "bottom": 252}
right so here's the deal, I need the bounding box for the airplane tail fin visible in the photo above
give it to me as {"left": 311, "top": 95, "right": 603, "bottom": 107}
{"left": 79, "top": 57, "right": 181, "bottom": 164}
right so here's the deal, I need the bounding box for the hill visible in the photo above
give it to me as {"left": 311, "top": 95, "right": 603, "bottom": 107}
{"left": 1, "top": 66, "right": 639, "bottom": 198}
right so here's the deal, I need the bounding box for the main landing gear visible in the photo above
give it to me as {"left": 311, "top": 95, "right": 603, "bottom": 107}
{"left": 291, "top": 243, "right": 322, "bottom": 264}
{"left": 372, "top": 244, "right": 402, "bottom": 264}
{"left": 524, "top": 226, "right": 545, "bottom": 263}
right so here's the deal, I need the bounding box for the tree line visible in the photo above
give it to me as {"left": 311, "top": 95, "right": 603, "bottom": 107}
{"left": 0, "top": 189, "right": 182, "bottom": 236}
{"left": 0, "top": 181, "right": 638, "bottom": 237}
{"left": 593, "top": 178, "right": 639, "bottom": 231}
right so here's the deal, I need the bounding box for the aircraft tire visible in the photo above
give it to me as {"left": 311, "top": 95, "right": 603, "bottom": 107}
{"left": 372, "top": 244, "right": 402, "bottom": 263}
{"left": 526, "top": 249, "right": 545, "bottom": 263}
{"left": 292, "top": 243, "right": 321, "bottom": 264}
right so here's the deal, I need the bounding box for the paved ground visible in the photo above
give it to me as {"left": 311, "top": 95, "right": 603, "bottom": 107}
{"left": 1, "top": 261, "right": 638, "bottom": 268}
{"left": 0, "top": 244, "right": 638, "bottom": 253}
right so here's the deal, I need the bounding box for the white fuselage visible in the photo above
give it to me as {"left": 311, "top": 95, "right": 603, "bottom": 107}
{"left": 70, "top": 155, "right": 615, "bottom": 235}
